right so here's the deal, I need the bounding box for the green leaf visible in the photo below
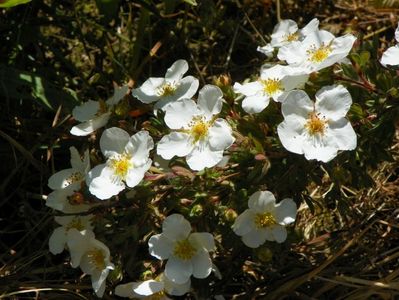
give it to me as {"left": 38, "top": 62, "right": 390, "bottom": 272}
{"left": 0, "top": 0, "right": 31, "bottom": 8}
{"left": 0, "top": 65, "right": 79, "bottom": 111}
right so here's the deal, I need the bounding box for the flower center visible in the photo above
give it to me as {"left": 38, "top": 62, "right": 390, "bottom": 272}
{"left": 68, "top": 191, "right": 85, "bottom": 205}
{"left": 254, "top": 212, "right": 276, "bottom": 228}
{"left": 87, "top": 248, "right": 106, "bottom": 270}
{"left": 189, "top": 116, "right": 210, "bottom": 143}
{"left": 66, "top": 217, "right": 85, "bottom": 231}
{"left": 157, "top": 82, "right": 177, "bottom": 97}
{"left": 65, "top": 172, "right": 84, "bottom": 187}
{"left": 305, "top": 112, "right": 327, "bottom": 135}
{"left": 284, "top": 32, "right": 299, "bottom": 42}
{"left": 260, "top": 78, "right": 283, "bottom": 96}
{"left": 307, "top": 43, "right": 332, "bottom": 63}
{"left": 109, "top": 154, "right": 133, "bottom": 180}
{"left": 173, "top": 239, "right": 197, "bottom": 260}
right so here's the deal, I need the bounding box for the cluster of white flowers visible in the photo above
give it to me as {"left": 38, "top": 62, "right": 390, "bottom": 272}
{"left": 46, "top": 17, "right": 399, "bottom": 298}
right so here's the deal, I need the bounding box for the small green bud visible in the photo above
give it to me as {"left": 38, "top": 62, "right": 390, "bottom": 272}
{"left": 190, "top": 204, "right": 204, "bottom": 217}
{"left": 224, "top": 208, "right": 238, "bottom": 222}
{"left": 256, "top": 246, "right": 273, "bottom": 263}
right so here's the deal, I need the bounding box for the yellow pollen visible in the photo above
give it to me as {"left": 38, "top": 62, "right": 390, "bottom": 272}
{"left": 260, "top": 78, "right": 283, "bottom": 96}
{"left": 305, "top": 113, "right": 327, "bottom": 135}
{"left": 190, "top": 117, "right": 209, "bottom": 143}
{"left": 157, "top": 83, "right": 177, "bottom": 97}
{"left": 173, "top": 239, "right": 197, "bottom": 260}
{"left": 66, "top": 218, "right": 85, "bottom": 231}
{"left": 110, "top": 154, "right": 133, "bottom": 180}
{"left": 284, "top": 32, "right": 299, "bottom": 42}
{"left": 254, "top": 212, "right": 276, "bottom": 228}
{"left": 307, "top": 43, "right": 332, "bottom": 63}
{"left": 87, "top": 249, "right": 106, "bottom": 269}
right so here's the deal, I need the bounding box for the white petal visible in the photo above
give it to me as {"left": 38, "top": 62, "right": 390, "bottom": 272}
{"left": 186, "top": 144, "right": 223, "bottom": 171}
{"left": 132, "top": 77, "right": 165, "bottom": 104}
{"left": 125, "top": 160, "right": 151, "bottom": 188}
{"left": 232, "top": 209, "right": 256, "bottom": 236}
{"left": 271, "top": 19, "right": 298, "bottom": 46}
{"left": 241, "top": 228, "right": 267, "bottom": 248}
{"left": 277, "top": 41, "right": 305, "bottom": 65}
{"left": 381, "top": 45, "right": 399, "bottom": 66}
{"left": 275, "top": 198, "right": 297, "bottom": 225}
{"left": 241, "top": 94, "right": 270, "bottom": 114}
{"left": 280, "top": 73, "right": 309, "bottom": 94}
{"left": 126, "top": 130, "right": 154, "bottom": 166}
{"left": 91, "top": 268, "right": 111, "bottom": 297}
{"left": 72, "top": 100, "right": 99, "bottom": 122}
{"left": 197, "top": 85, "right": 223, "bottom": 119}
{"left": 48, "top": 168, "right": 76, "bottom": 190}
{"left": 315, "top": 85, "right": 352, "bottom": 121}
{"left": 191, "top": 250, "right": 212, "bottom": 279}
{"left": 162, "top": 214, "right": 191, "bottom": 240}
{"left": 300, "top": 18, "right": 319, "bottom": 36}
{"left": 148, "top": 233, "right": 174, "bottom": 260}
{"left": 165, "top": 59, "right": 189, "bottom": 81}
{"left": 100, "top": 127, "right": 130, "bottom": 158}
{"left": 163, "top": 275, "right": 191, "bottom": 296}
{"left": 257, "top": 44, "right": 274, "bottom": 57}
{"left": 277, "top": 115, "right": 307, "bottom": 155}
{"left": 233, "top": 81, "right": 263, "bottom": 96}
{"left": 248, "top": 191, "right": 276, "bottom": 212}
{"left": 157, "top": 132, "right": 193, "bottom": 160}
{"left": 164, "top": 99, "right": 200, "bottom": 130}
{"left": 70, "top": 113, "right": 111, "bottom": 136}
{"left": 327, "top": 118, "right": 357, "bottom": 151}
{"left": 87, "top": 164, "right": 125, "bottom": 200}
{"left": 281, "top": 90, "right": 313, "bottom": 119}
{"left": 302, "top": 140, "right": 338, "bottom": 162}
{"left": 67, "top": 229, "right": 94, "bottom": 268}
{"left": 106, "top": 85, "right": 129, "bottom": 106}
{"left": 165, "top": 256, "right": 193, "bottom": 284}
{"left": 134, "top": 280, "right": 164, "bottom": 296}
{"left": 208, "top": 119, "right": 235, "bottom": 151}
{"left": 115, "top": 282, "right": 140, "bottom": 298}
{"left": 271, "top": 224, "right": 288, "bottom": 243}
{"left": 49, "top": 227, "right": 67, "bottom": 255}
{"left": 189, "top": 232, "right": 215, "bottom": 251}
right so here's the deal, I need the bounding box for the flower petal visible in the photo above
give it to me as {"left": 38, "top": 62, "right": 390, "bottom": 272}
{"left": 186, "top": 144, "right": 223, "bottom": 171}
{"left": 281, "top": 90, "right": 313, "bottom": 119}
{"left": 233, "top": 81, "right": 263, "bottom": 96}
{"left": 241, "top": 94, "right": 270, "bottom": 114}
{"left": 100, "top": 127, "right": 130, "bottom": 158}
{"left": 380, "top": 45, "right": 399, "bottom": 66}
{"left": 70, "top": 113, "right": 111, "bottom": 136}
{"left": 157, "top": 132, "right": 193, "bottom": 160}
{"left": 164, "top": 99, "right": 200, "bottom": 130}
{"left": 162, "top": 214, "right": 191, "bottom": 240}
{"left": 148, "top": 233, "right": 174, "bottom": 260}
{"left": 125, "top": 160, "right": 151, "bottom": 188}
{"left": 165, "top": 59, "right": 189, "bottom": 81}
{"left": 48, "top": 168, "right": 76, "bottom": 190}
{"left": 49, "top": 227, "right": 67, "bottom": 255}
{"left": 72, "top": 100, "right": 99, "bottom": 122}
{"left": 115, "top": 282, "right": 140, "bottom": 298}
{"left": 67, "top": 229, "right": 95, "bottom": 268}
{"left": 126, "top": 130, "right": 154, "bottom": 166}
{"left": 300, "top": 18, "right": 319, "bottom": 36}
{"left": 163, "top": 275, "right": 191, "bottom": 296}
{"left": 315, "top": 85, "right": 352, "bottom": 120}
{"left": 191, "top": 249, "right": 212, "bottom": 279}
{"left": 132, "top": 77, "right": 165, "bottom": 104}
{"left": 232, "top": 209, "right": 256, "bottom": 236}
{"left": 275, "top": 198, "right": 297, "bottom": 225}
{"left": 248, "top": 191, "right": 276, "bottom": 212}
{"left": 165, "top": 256, "right": 193, "bottom": 284}
{"left": 87, "top": 164, "right": 125, "bottom": 200}
{"left": 326, "top": 118, "right": 357, "bottom": 151}
{"left": 197, "top": 85, "right": 223, "bottom": 119}
{"left": 241, "top": 228, "right": 267, "bottom": 248}
{"left": 277, "top": 115, "right": 307, "bottom": 155}
{"left": 106, "top": 85, "right": 129, "bottom": 106}
{"left": 133, "top": 280, "right": 164, "bottom": 296}
{"left": 189, "top": 232, "right": 215, "bottom": 251}
{"left": 271, "top": 224, "right": 288, "bottom": 243}
{"left": 208, "top": 119, "right": 235, "bottom": 151}
{"left": 302, "top": 139, "right": 338, "bottom": 162}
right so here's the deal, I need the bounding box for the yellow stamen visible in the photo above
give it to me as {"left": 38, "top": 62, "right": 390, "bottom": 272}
{"left": 254, "top": 212, "right": 276, "bottom": 228}
{"left": 284, "top": 32, "right": 299, "bottom": 42}
{"left": 173, "top": 239, "right": 197, "bottom": 260}
{"left": 87, "top": 248, "right": 106, "bottom": 269}
{"left": 66, "top": 218, "right": 85, "bottom": 231}
{"left": 307, "top": 43, "right": 332, "bottom": 63}
{"left": 190, "top": 117, "right": 210, "bottom": 143}
{"left": 157, "top": 83, "right": 177, "bottom": 97}
{"left": 65, "top": 172, "right": 84, "bottom": 186}
{"left": 109, "top": 154, "right": 133, "bottom": 180}
{"left": 305, "top": 112, "right": 327, "bottom": 135}
{"left": 260, "top": 78, "right": 283, "bottom": 96}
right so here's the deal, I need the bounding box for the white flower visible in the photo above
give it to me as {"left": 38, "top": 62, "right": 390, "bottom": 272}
{"left": 232, "top": 191, "right": 297, "bottom": 248}
{"left": 46, "top": 147, "right": 91, "bottom": 213}
{"left": 381, "top": 22, "right": 399, "bottom": 66}
{"left": 49, "top": 215, "right": 93, "bottom": 255}
{"left": 86, "top": 128, "right": 153, "bottom": 200}
{"left": 278, "top": 29, "right": 356, "bottom": 73}
{"left": 70, "top": 85, "right": 129, "bottom": 136}
{"left": 233, "top": 64, "right": 308, "bottom": 113}
{"left": 257, "top": 18, "right": 319, "bottom": 56}
{"left": 115, "top": 273, "right": 190, "bottom": 299}
{"left": 67, "top": 229, "right": 115, "bottom": 298}
{"left": 157, "top": 85, "right": 235, "bottom": 171}
{"left": 148, "top": 214, "right": 215, "bottom": 284}
{"left": 277, "top": 85, "right": 357, "bottom": 162}
{"left": 132, "top": 59, "right": 199, "bottom": 111}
